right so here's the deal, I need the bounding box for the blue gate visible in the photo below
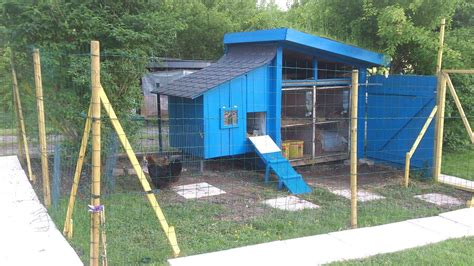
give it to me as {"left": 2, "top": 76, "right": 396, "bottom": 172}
{"left": 364, "top": 75, "right": 437, "bottom": 174}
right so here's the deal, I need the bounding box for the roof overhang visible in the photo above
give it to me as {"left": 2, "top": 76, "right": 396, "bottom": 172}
{"left": 224, "top": 28, "right": 389, "bottom": 67}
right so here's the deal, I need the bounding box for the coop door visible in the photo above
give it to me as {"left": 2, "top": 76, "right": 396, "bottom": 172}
{"left": 247, "top": 112, "right": 266, "bottom": 137}
{"left": 364, "top": 75, "right": 437, "bottom": 170}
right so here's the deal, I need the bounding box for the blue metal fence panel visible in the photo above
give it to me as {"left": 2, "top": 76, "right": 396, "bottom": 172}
{"left": 365, "top": 75, "right": 437, "bottom": 174}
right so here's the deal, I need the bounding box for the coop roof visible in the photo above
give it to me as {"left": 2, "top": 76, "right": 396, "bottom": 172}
{"left": 153, "top": 44, "right": 277, "bottom": 99}
{"left": 224, "top": 28, "right": 388, "bottom": 67}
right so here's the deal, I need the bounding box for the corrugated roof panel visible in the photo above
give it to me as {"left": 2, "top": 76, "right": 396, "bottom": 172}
{"left": 154, "top": 44, "right": 276, "bottom": 99}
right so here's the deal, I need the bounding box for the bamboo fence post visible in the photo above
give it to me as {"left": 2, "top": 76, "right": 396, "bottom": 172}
{"left": 12, "top": 87, "right": 25, "bottom": 166}
{"left": 63, "top": 104, "right": 92, "bottom": 238}
{"left": 433, "top": 18, "right": 446, "bottom": 181}
{"left": 90, "top": 40, "right": 102, "bottom": 266}
{"left": 33, "top": 49, "right": 51, "bottom": 206}
{"left": 434, "top": 74, "right": 447, "bottom": 181}
{"left": 350, "top": 70, "right": 358, "bottom": 229}
{"left": 11, "top": 61, "right": 35, "bottom": 183}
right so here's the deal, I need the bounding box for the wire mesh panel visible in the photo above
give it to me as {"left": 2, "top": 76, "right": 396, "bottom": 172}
{"left": 1, "top": 44, "right": 472, "bottom": 265}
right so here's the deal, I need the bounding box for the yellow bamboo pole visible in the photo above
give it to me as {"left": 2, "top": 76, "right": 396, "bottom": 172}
{"left": 443, "top": 69, "right": 474, "bottom": 74}
{"left": 404, "top": 106, "right": 438, "bottom": 187}
{"left": 433, "top": 18, "right": 447, "bottom": 181}
{"left": 101, "top": 207, "right": 108, "bottom": 266}
{"left": 12, "top": 86, "right": 25, "bottom": 166}
{"left": 99, "top": 88, "right": 180, "bottom": 256}
{"left": 444, "top": 73, "right": 474, "bottom": 143}
{"left": 350, "top": 70, "right": 358, "bottom": 229}
{"left": 435, "top": 18, "right": 446, "bottom": 74}
{"left": 63, "top": 104, "right": 92, "bottom": 238}
{"left": 90, "top": 40, "right": 101, "bottom": 266}
{"left": 33, "top": 49, "right": 51, "bottom": 206}
{"left": 434, "top": 74, "right": 447, "bottom": 181}
{"left": 11, "top": 61, "right": 35, "bottom": 183}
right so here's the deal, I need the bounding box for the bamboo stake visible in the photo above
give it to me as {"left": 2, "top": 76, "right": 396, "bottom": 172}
{"left": 350, "top": 70, "right": 358, "bottom": 229}
{"left": 12, "top": 86, "right": 25, "bottom": 166}
{"left": 433, "top": 74, "right": 447, "bottom": 181}
{"left": 435, "top": 18, "right": 446, "bottom": 74}
{"left": 404, "top": 106, "right": 438, "bottom": 187}
{"left": 99, "top": 88, "right": 181, "bottom": 256}
{"left": 63, "top": 104, "right": 92, "bottom": 238}
{"left": 433, "top": 18, "right": 447, "bottom": 181}
{"left": 101, "top": 207, "right": 108, "bottom": 266}
{"left": 33, "top": 49, "right": 50, "bottom": 206}
{"left": 90, "top": 40, "right": 102, "bottom": 266}
{"left": 11, "top": 61, "right": 35, "bottom": 183}
{"left": 444, "top": 73, "right": 474, "bottom": 143}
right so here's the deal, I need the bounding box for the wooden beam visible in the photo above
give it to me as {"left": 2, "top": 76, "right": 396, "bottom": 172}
{"left": 63, "top": 104, "right": 92, "bottom": 238}
{"left": 11, "top": 61, "right": 34, "bottom": 183}
{"left": 404, "top": 106, "right": 438, "bottom": 187}
{"left": 442, "top": 69, "right": 474, "bottom": 74}
{"left": 435, "top": 18, "right": 446, "bottom": 74}
{"left": 445, "top": 73, "right": 474, "bottom": 143}
{"left": 90, "top": 40, "right": 101, "bottom": 266}
{"left": 350, "top": 70, "right": 358, "bottom": 229}
{"left": 33, "top": 49, "right": 51, "bottom": 206}
{"left": 100, "top": 87, "right": 181, "bottom": 257}
{"left": 433, "top": 74, "right": 447, "bottom": 181}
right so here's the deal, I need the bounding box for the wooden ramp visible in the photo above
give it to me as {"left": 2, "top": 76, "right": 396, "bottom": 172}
{"left": 0, "top": 156, "right": 83, "bottom": 266}
{"left": 439, "top": 174, "right": 474, "bottom": 192}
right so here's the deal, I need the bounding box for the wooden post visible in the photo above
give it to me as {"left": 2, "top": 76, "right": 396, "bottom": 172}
{"left": 434, "top": 74, "right": 447, "bottom": 181}
{"left": 312, "top": 85, "right": 316, "bottom": 159}
{"left": 11, "top": 61, "right": 34, "bottom": 183}
{"left": 33, "top": 49, "right": 51, "bottom": 206}
{"left": 433, "top": 18, "right": 446, "bottom": 181}
{"left": 157, "top": 94, "right": 163, "bottom": 153}
{"left": 63, "top": 105, "right": 92, "bottom": 238}
{"left": 90, "top": 40, "right": 102, "bottom": 266}
{"left": 435, "top": 18, "right": 446, "bottom": 74}
{"left": 350, "top": 70, "right": 358, "bottom": 229}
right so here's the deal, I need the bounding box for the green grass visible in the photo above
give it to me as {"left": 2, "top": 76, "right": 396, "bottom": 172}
{"left": 49, "top": 178, "right": 463, "bottom": 265}
{"left": 442, "top": 148, "right": 474, "bottom": 181}
{"left": 332, "top": 237, "right": 474, "bottom": 265}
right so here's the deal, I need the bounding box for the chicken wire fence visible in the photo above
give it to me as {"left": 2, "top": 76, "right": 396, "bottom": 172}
{"left": 1, "top": 48, "right": 473, "bottom": 264}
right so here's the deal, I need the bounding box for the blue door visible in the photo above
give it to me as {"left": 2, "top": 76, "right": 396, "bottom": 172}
{"left": 364, "top": 75, "right": 437, "bottom": 173}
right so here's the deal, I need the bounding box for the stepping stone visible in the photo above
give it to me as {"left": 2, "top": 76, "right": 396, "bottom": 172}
{"left": 263, "top": 196, "right": 319, "bottom": 211}
{"left": 173, "top": 182, "right": 226, "bottom": 199}
{"left": 328, "top": 188, "right": 385, "bottom": 202}
{"left": 414, "top": 193, "right": 464, "bottom": 207}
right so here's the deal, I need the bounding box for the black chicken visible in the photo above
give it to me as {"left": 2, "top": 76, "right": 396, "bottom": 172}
{"left": 145, "top": 154, "right": 182, "bottom": 189}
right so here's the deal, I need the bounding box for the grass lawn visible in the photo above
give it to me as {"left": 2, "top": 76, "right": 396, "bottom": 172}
{"left": 49, "top": 173, "right": 466, "bottom": 265}
{"left": 332, "top": 237, "right": 474, "bottom": 265}
{"left": 442, "top": 148, "right": 474, "bottom": 181}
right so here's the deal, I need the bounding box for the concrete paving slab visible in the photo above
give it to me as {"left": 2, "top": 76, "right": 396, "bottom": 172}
{"left": 263, "top": 196, "right": 319, "bottom": 211}
{"left": 173, "top": 182, "right": 226, "bottom": 199}
{"left": 439, "top": 208, "right": 474, "bottom": 228}
{"left": 408, "top": 216, "right": 473, "bottom": 238}
{"left": 328, "top": 221, "right": 446, "bottom": 257}
{"left": 328, "top": 188, "right": 385, "bottom": 202}
{"left": 414, "top": 193, "right": 464, "bottom": 207}
{"left": 0, "top": 155, "right": 83, "bottom": 266}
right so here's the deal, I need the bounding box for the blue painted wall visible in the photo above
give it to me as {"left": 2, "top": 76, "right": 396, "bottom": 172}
{"left": 203, "top": 65, "right": 272, "bottom": 159}
{"left": 364, "top": 75, "right": 436, "bottom": 174}
{"left": 169, "top": 96, "right": 204, "bottom": 157}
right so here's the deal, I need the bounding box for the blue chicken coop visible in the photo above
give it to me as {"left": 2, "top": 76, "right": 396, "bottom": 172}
{"left": 153, "top": 28, "right": 437, "bottom": 194}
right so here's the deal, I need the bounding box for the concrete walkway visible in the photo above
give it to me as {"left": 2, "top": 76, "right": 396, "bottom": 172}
{"left": 0, "top": 156, "right": 83, "bottom": 266}
{"left": 169, "top": 208, "right": 474, "bottom": 266}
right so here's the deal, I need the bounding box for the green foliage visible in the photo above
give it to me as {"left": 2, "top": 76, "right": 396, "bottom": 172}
{"left": 0, "top": 0, "right": 472, "bottom": 149}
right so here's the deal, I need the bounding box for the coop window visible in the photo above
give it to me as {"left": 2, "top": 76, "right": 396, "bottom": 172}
{"left": 221, "top": 107, "right": 239, "bottom": 128}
